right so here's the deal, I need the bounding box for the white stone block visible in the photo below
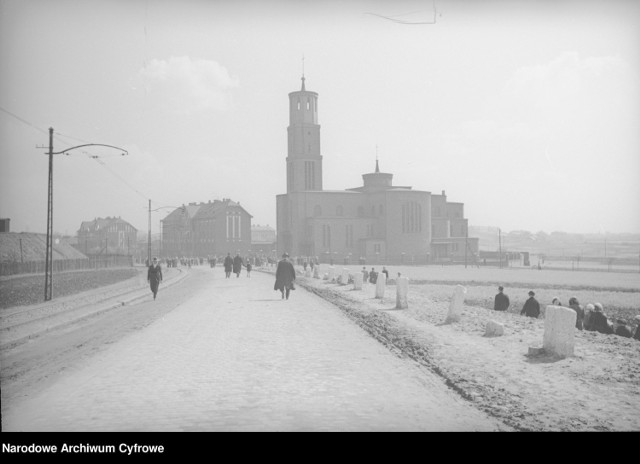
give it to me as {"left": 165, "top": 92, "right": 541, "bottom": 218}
{"left": 328, "top": 266, "right": 335, "bottom": 282}
{"left": 395, "top": 277, "right": 409, "bottom": 309}
{"left": 484, "top": 320, "right": 504, "bottom": 337}
{"left": 313, "top": 267, "right": 320, "bottom": 279}
{"left": 444, "top": 285, "right": 467, "bottom": 324}
{"left": 543, "top": 305, "right": 576, "bottom": 358}
{"left": 341, "top": 268, "right": 349, "bottom": 285}
{"left": 375, "top": 272, "right": 387, "bottom": 299}
{"left": 353, "top": 272, "right": 363, "bottom": 290}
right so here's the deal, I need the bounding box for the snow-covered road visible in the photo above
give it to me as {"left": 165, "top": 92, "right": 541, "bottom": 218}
{"left": 1, "top": 266, "right": 507, "bottom": 431}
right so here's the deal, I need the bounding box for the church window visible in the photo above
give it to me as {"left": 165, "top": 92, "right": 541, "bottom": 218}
{"left": 297, "top": 100, "right": 301, "bottom": 110}
{"left": 307, "top": 101, "right": 310, "bottom": 110}
{"left": 402, "top": 201, "right": 422, "bottom": 234}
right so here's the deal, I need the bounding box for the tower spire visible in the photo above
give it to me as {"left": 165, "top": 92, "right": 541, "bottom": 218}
{"left": 375, "top": 146, "right": 380, "bottom": 173}
{"left": 301, "top": 55, "right": 306, "bottom": 91}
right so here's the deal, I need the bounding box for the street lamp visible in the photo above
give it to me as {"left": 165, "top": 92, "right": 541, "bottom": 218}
{"left": 40, "top": 127, "right": 127, "bottom": 301}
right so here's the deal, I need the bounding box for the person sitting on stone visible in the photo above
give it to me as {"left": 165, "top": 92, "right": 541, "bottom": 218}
{"left": 551, "top": 297, "right": 563, "bottom": 307}
{"left": 568, "top": 297, "right": 585, "bottom": 330}
{"left": 614, "top": 319, "right": 633, "bottom": 338}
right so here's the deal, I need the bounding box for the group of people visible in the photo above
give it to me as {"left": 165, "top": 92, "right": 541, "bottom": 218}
{"left": 222, "top": 252, "right": 253, "bottom": 278}
{"left": 493, "top": 286, "right": 640, "bottom": 340}
{"left": 361, "top": 266, "right": 389, "bottom": 285}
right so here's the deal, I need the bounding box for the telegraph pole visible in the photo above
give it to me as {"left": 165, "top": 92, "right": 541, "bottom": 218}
{"left": 40, "top": 128, "right": 128, "bottom": 301}
{"left": 44, "top": 128, "right": 54, "bottom": 301}
{"left": 498, "top": 228, "right": 502, "bottom": 269}
{"left": 148, "top": 199, "right": 152, "bottom": 265}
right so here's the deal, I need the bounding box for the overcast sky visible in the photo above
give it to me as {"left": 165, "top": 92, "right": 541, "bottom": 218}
{"left": 1, "top": 0, "right": 639, "bottom": 237}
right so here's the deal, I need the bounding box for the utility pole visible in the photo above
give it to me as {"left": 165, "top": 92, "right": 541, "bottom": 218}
{"left": 39, "top": 128, "right": 128, "bottom": 301}
{"left": 147, "top": 199, "right": 152, "bottom": 265}
{"left": 465, "top": 231, "right": 468, "bottom": 269}
{"left": 44, "top": 128, "right": 54, "bottom": 301}
{"left": 498, "top": 228, "right": 502, "bottom": 269}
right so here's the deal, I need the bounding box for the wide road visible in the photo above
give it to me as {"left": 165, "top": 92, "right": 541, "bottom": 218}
{"left": 1, "top": 265, "right": 506, "bottom": 431}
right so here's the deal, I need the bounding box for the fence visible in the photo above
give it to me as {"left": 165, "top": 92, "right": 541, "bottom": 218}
{"left": 0, "top": 255, "right": 134, "bottom": 277}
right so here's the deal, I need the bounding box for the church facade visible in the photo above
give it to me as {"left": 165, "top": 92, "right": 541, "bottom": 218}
{"left": 276, "top": 77, "right": 478, "bottom": 264}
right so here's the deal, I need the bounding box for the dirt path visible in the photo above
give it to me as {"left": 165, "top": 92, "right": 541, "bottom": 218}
{"left": 1, "top": 269, "right": 213, "bottom": 416}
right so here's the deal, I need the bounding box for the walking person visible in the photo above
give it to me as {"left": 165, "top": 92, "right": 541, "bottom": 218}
{"left": 494, "top": 286, "right": 510, "bottom": 311}
{"left": 147, "top": 257, "right": 163, "bottom": 300}
{"left": 233, "top": 253, "right": 243, "bottom": 278}
{"left": 520, "top": 290, "right": 540, "bottom": 318}
{"left": 223, "top": 252, "right": 233, "bottom": 278}
{"left": 274, "top": 252, "right": 296, "bottom": 300}
{"left": 245, "top": 258, "right": 252, "bottom": 278}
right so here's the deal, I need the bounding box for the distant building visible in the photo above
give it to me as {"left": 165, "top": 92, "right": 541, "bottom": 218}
{"left": 0, "top": 218, "right": 10, "bottom": 233}
{"left": 251, "top": 224, "right": 276, "bottom": 254}
{"left": 276, "top": 77, "right": 478, "bottom": 264}
{"left": 77, "top": 216, "right": 138, "bottom": 255}
{"left": 161, "top": 199, "right": 252, "bottom": 258}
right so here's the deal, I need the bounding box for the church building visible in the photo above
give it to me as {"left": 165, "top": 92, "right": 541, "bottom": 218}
{"left": 276, "top": 77, "right": 478, "bottom": 264}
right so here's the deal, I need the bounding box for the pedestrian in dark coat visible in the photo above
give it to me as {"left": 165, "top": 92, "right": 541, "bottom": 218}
{"left": 274, "top": 253, "right": 296, "bottom": 300}
{"left": 494, "top": 286, "right": 510, "bottom": 311}
{"left": 369, "top": 268, "right": 378, "bottom": 284}
{"left": 147, "top": 257, "right": 163, "bottom": 300}
{"left": 223, "top": 252, "right": 233, "bottom": 278}
{"left": 233, "top": 253, "right": 243, "bottom": 278}
{"left": 521, "top": 291, "right": 540, "bottom": 318}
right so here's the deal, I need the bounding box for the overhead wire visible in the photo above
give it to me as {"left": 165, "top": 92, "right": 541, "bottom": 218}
{"left": 0, "top": 105, "right": 149, "bottom": 202}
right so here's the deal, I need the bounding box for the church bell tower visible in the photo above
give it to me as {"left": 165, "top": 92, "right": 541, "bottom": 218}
{"left": 286, "top": 76, "right": 323, "bottom": 193}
